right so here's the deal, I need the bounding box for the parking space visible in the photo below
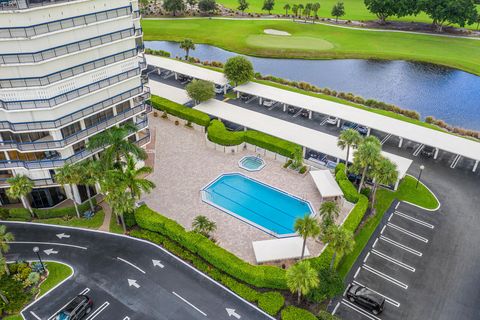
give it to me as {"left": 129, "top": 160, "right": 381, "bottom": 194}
{"left": 333, "top": 202, "right": 438, "bottom": 320}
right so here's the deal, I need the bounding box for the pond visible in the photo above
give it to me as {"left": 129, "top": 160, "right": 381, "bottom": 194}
{"left": 145, "top": 41, "right": 480, "bottom": 131}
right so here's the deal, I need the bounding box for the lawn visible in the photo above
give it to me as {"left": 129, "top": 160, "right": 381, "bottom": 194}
{"left": 38, "top": 262, "right": 73, "bottom": 296}
{"left": 141, "top": 19, "right": 480, "bottom": 75}
{"left": 109, "top": 215, "right": 124, "bottom": 234}
{"left": 34, "top": 210, "right": 105, "bottom": 229}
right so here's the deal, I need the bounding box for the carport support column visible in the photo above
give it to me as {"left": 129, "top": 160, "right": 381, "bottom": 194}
{"left": 473, "top": 160, "right": 479, "bottom": 172}
{"left": 174, "top": 72, "right": 178, "bottom": 80}
{"left": 308, "top": 111, "right": 312, "bottom": 119}
{"left": 337, "top": 120, "right": 341, "bottom": 128}
{"left": 224, "top": 86, "right": 227, "bottom": 95}
{"left": 434, "top": 148, "right": 439, "bottom": 159}
{"left": 302, "top": 147, "right": 306, "bottom": 158}
{"left": 367, "top": 128, "right": 371, "bottom": 136}
{"left": 259, "top": 97, "right": 263, "bottom": 105}
{"left": 398, "top": 137, "right": 403, "bottom": 148}
{"left": 283, "top": 104, "right": 287, "bottom": 112}
{"left": 237, "top": 91, "right": 240, "bottom": 98}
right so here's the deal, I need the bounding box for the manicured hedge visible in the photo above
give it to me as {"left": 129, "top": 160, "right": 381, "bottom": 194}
{"left": 281, "top": 306, "right": 317, "bottom": 320}
{"left": 342, "top": 195, "right": 368, "bottom": 232}
{"left": 335, "top": 163, "right": 360, "bottom": 203}
{"left": 0, "top": 208, "right": 9, "bottom": 220}
{"left": 150, "top": 95, "right": 211, "bottom": 127}
{"left": 244, "top": 130, "right": 301, "bottom": 158}
{"left": 134, "top": 205, "right": 287, "bottom": 289}
{"left": 8, "top": 208, "right": 31, "bottom": 221}
{"left": 33, "top": 199, "right": 96, "bottom": 219}
{"left": 207, "top": 120, "right": 244, "bottom": 146}
{"left": 258, "top": 291, "right": 285, "bottom": 316}
{"left": 318, "top": 310, "right": 341, "bottom": 320}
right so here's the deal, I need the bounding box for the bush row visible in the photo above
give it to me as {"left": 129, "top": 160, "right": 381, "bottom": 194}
{"left": 144, "top": 48, "right": 171, "bottom": 57}
{"left": 425, "top": 116, "right": 479, "bottom": 139}
{"left": 335, "top": 164, "right": 360, "bottom": 203}
{"left": 8, "top": 208, "right": 31, "bottom": 221}
{"left": 207, "top": 119, "right": 244, "bottom": 146}
{"left": 33, "top": 199, "right": 96, "bottom": 219}
{"left": 281, "top": 306, "right": 317, "bottom": 320}
{"left": 257, "top": 291, "right": 285, "bottom": 316}
{"left": 134, "top": 205, "right": 287, "bottom": 289}
{"left": 150, "top": 95, "right": 211, "bottom": 127}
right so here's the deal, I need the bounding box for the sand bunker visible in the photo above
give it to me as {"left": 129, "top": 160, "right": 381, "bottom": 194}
{"left": 264, "top": 29, "right": 291, "bottom": 36}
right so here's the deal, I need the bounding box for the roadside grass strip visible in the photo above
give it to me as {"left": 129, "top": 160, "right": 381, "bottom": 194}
{"left": 379, "top": 236, "right": 422, "bottom": 257}
{"left": 394, "top": 211, "right": 434, "bottom": 229}
{"left": 371, "top": 249, "right": 416, "bottom": 272}
{"left": 362, "top": 264, "right": 408, "bottom": 289}
{"left": 352, "top": 281, "right": 400, "bottom": 307}
{"left": 85, "top": 302, "right": 110, "bottom": 320}
{"left": 386, "top": 223, "right": 429, "bottom": 243}
{"left": 340, "top": 299, "right": 383, "bottom": 320}
{"left": 172, "top": 292, "right": 207, "bottom": 316}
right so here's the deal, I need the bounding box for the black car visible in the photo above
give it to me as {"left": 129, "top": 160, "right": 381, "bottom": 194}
{"left": 240, "top": 93, "right": 251, "bottom": 101}
{"left": 346, "top": 284, "right": 385, "bottom": 315}
{"left": 55, "top": 295, "right": 93, "bottom": 320}
{"left": 421, "top": 145, "right": 435, "bottom": 158}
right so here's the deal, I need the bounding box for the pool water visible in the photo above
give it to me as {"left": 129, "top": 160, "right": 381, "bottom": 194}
{"left": 202, "top": 173, "right": 314, "bottom": 237}
{"left": 238, "top": 156, "right": 265, "bottom": 171}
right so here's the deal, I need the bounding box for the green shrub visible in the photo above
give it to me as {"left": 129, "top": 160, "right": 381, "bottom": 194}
{"left": 150, "top": 95, "right": 211, "bottom": 127}
{"left": 34, "top": 199, "right": 96, "bottom": 219}
{"left": 281, "top": 306, "right": 317, "bottom": 320}
{"left": 145, "top": 48, "right": 171, "bottom": 57}
{"left": 9, "top": 208, "right": 31, "bottom": 221}
{"left": 342, "top": 195, "right": 368, "bottom": 232}
{"left": 123, "top": 210, "right": 136, "bottom": 228}
{"left": 283, "top": 159, "right": 293, "bottom": 168}
{"left": 244, "top": 130, "right": 301, "bottom": 158}
{"left": 0, "top": 274, "right": 33, "bottom": 315}
{"left": 360, "top": 187, "right": 371, "bottom": 198}
{"left": 338, "top": 179, "right": 360, "bottom": 203}
{"left": 207, "top": 120, "right": 244, "bottom": 146}
{"left": 258, "top": 291, "right": 284, "bottom": 316}
{"left": 0, "top": 207, "right": 9, "bottom": 220}
{"left": 299, "top": 165, "right": 308, "bottom": 174}
{"left": 335, "top": 168, "right": 348, "bottom": 181}
{"left": 306, "top": 267, "right": 344, "bottom": 303}
{"left": 318, "top": 310, "right": 341, "bottom": 320}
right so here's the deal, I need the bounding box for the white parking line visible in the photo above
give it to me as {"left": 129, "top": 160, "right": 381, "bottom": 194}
{"left": 395, "top": 202, "right": 400, "bottom": 210}
{"left": 8, "top": 241, "right": 87, "bottom": 250}
{"left": 30, "top": 311, "right": 41, "bottom": 320}
{"left": 341, "top": 299, "right": 382, "bottom": 320}
{"left": 320, "top": 116, "right": 329, "bottom": 125}
{"left": 117, "top": 257, "right": 146, "bottom": 274}
{"left": 123, "top": 317, "right": 131, "bottom": 320}
{"left": 373, "top": 238, "right": 379, "bottom": 248}
{"left": 387, "top": 223, "right": 429, "bottom": 243}
{"left": 371, "top": 249, "right": 415, "bottom": 272}
{"left": 354, "top": 267, "right": 361, "bottom": 279}
{"left": 352, "top": 281, "right": 400, "bottom": 308}
{"left": 380, "top": 236, "right": 423, "bottom": 256}
{"left": 172, "top": 292, "right": 207, "bottom": 316}
{"left": 363, "top": 264, "right": 408, "bottom": 289}
{"left": 394, "top": 211, "right": 434, "bottom": 229}
{"left": 47, "top": 288, "right": 91, "bottom": 320}
{"left": 363, "top": 252, "right": 371, "bottom": 263}
{"left": 85, "top": 302, "right": 110, "bottom": 320}
{"left": 332, "top": 302, "right": 340, "bottom": 315}
{"left": 380, "top": 225, "right": 386, "bottom": 234}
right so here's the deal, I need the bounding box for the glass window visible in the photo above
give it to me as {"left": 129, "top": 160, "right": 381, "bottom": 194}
{"left": 84, "top": 109, "right": 114, "bottom": 128}
{"left": 61, "top": 122, "right": 82, "bottom": 138}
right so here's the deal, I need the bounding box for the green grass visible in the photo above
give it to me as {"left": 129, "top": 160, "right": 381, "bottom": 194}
{"left": 34, "top": 210, "right": 105, "bottom": 229}
{"left": 3, "top": 315, "right": 23, "bottom": 320}
{"left": 39, "top": 262, "right": 73, "bottom": 297}
{"left": 109, "top": 215, "right": 124, "bottom": 234}
{"left": 337, "top": 175, "right": 438, "bottom": 278}
{"left": 142, "top": 19, "right": 480, "bottom": 76}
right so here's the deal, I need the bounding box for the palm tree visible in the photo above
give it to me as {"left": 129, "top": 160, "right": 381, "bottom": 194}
{"left": 294, "top": 214, "right": 320, "bottom": 260}
{"left": 286, "top": 260, "right": 319, "bottom": 304}
{"left": 99, "top": 169, "right": 125, "bottom": 226}
{"left": 87, "top": 123, "right": 147, "bottom": 168}
{"left": 0, "top": 225, "right": 14, "bottom": 276}
{"left": 298, "top": 3, "right": 304, "bottom": 17}
{"left": 291, "top": 4, "right": 298, "bottom": 17}
{"left": 311, "top": 2, "right": 320, "bottom": 19}
{"left": 180, "top": 39, "right": 195, "bottom": 60}
{"left": 283, "top": 3, "right": 290, "bottom": 15}
{"left": 319, "top": 201, "right": 340, "bottom": 229}
{"left": 324, "top": 225, "right": 354, "bottom": 270}
{"left": 6, "top": 175, "right": 34, "bottom": 217}
{"left": 337, "top": 129, "right": 362, "bottom": 174}
{"left": 122, "top": 155, "right": 156, "bottom": 200}
{"left": 192, "top": 215, "right": 217, "bottom": 238}
{"left": 352, "top": 137, "right": 381, "bottom": 193}
{"left": 55, "top": 164, "right": 83, "bottom": 218}
{"left": 109, "top": 190, "right": 135, "bottom": 234}
{"left": 370, "top": 157, "right": 398, "bottom": 212}
{"left": 79, "top": 160, "right": 101, "bottom": 213}
{"left": 304, "top": 3, "right": 312, "bottom": 21}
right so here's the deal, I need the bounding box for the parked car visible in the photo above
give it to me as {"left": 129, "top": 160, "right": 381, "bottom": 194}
{"left": 325, "top": 116, "right": 338, "bottom": 125}
{"left": 356, "top": 125, "right": 369, "bottom": 135}
{"left": 178, "top": 74, "right": 192, "bottom": 84}
{"left": 341, "top": 121, "right": 358, "bottom": 131}
{"left": 214, "top": 84, "right": 232, "bottom": 94}
{"left": 300, "top": 109, "right": 309, "bottom": 118}
{"left": 55, "top": 295, "right": 93, "bottom": 320}
{"left": 421, "top": 145, "right": 435, "bottom": 158}
{"left": 287, "top": 106, "right": 297, "bottom": 114}
{"left": 240, "top": 93, "right": 251, "bottom": 101}
{"left": 346, "top": 284, "right": 385, "bottom": 315}
{"left": 263, "top": 99, "right": 275, "bottom": 107}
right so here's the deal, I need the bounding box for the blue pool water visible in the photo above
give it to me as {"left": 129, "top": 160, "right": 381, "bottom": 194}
{"left": 202, "top": 173, "right": 314, "bottom": 236}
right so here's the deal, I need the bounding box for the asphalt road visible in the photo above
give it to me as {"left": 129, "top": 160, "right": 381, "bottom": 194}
{"left": 3, "top": 222, "right": 274, "bottom": 320}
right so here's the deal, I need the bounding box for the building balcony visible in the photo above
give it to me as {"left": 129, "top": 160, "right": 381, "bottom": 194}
{"left": 1, "top": 0, "right": 89, "bottom": 11}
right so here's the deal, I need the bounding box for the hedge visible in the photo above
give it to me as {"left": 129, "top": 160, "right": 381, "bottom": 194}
{"left": 318, "top": 310, "right": 341, "bottom": 320}
{"left": 33, "top": 199, "right": 96, "bottom": 219}
{"left": 207, "top": 120, "right": 244, "bottom": 146}
{"left": 134, "top": 205, "right": 287, "bottom": 289}
{"left": 335, "top": 164, "right": 360, "bottom": 203}
{"left": 244, "top": 130, "right": 301, "bottom": 159}
{"left": 258, "top": 291, "right": 285, "bottom": 316}
{"left": 8, "top": 208, "right": 31, "bottom": 221}
{"left": 281, "top": 306, "right": 317, "bottom": 320}
{"left": 0, "top": 208, "right": 9, "bottom": 220}
{"left": 150, "top": 95, "right": 211, "bottom": 127}
{"left": 342, "top": 195, "right": 368, "bottom": 232}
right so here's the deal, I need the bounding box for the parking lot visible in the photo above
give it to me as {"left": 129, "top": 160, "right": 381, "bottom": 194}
{"left": 332, "top": 201, "right": 438, "bottom": 320}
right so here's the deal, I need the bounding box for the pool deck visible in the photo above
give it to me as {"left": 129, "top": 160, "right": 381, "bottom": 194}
{"left": 142, "top": 114, "right": 353, "bottom": 263}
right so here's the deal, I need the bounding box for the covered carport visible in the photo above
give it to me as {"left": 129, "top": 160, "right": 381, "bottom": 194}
{"left": 148, "top": 79, "right": 191, "bottom": 105}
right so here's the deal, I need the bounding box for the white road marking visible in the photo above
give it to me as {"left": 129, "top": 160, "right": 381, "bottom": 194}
{"left": 226, "top": 308, "right": 241, "bottom": 319}
{"left": 44, "top": 248, "right": 59, "bottom": 255}
{"left": 380, "top": 236, "right": 422, "bottom": 256}
{"left": 8, "top": 241, "right": 87, "bottom": 250}
{"left": 395, "top": 202, "right": 400, "bottom": 210}
{"left": 380, "top": 225, "right": 386, "bottom": 234}
{"left": 320, "top": 116, "right": 329, "bottom": 125}
{"left": 30, "top": 311, "right": 41, "bottom": 320}
{"left": 128, "top": 279, "right": 140, "bottom": 288}
{"left": 371, "top": 249, "right": 415, "bottom": 272}
{"left": 363, "top": 252, "right": 370, "bottom": 263}
{"left": 363, "top": 264, "right": 408, "bottom": 289}
{"left": 56, "top": 233, "right": 71, "bottom": 239}
{"left": 80, "top": 288, "right": 90, "bottom": 295}
{"left": 117, "top": 257, "right": 146, "bottom": 274}
{"left": 332, "top": 302, "right": 340, "bottom": 315}
{"left": 172, "top": 292, "right": 207, "bottom": 316}
{"left": 388, "top": 214, "right": 393, "bottom": 222}
{"left": 123, "top": 317, "right": 130, "bottom": 320}
{"left": 47, "top": 288, "right": 90, "bottom": 320}
{"left": 152, "top": 259, "right": 165, "bottom": 268}
{"left": 354, "top": 267, "right": 361, "bottom": 279}
{"left": 387, "top": 223, "right": 429, "bottom": 243}
{"left": 85, "top": 302, "right": 110, "bottom": 320}
{"left": 341, "top": 299, "right": 382, "bottom": 320}
{"left": 394, "top": 211, "right": 434, "bottom": 229}
{"left": 373, "top": 238, "right": 379, "bottom": 248}
{"left": 352, "top": 280, "right": 400, "bottom": 307}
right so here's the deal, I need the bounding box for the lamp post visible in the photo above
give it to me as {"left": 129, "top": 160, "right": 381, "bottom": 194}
{"left": 33, "top": 246, "right": 45, "bottom": 273}
{"left": 416, "top": 165, "right": 425, "bottom": 189}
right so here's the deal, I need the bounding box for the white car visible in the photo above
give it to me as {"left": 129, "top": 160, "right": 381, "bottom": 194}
{"left": 263, "top": 99, "right": 275, "bottom": 107}
{"left": 326, "top": 116, "right": 338, "bottom": 125}
{"left": 214, "top": 84, "right": 231, "bottom": 94}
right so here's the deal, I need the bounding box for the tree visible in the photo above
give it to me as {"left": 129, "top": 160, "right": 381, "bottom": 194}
{"left": 179, "top": 39, "right": 195, "bottom": 60}
{"left": 352, "top": 136, "right": 381, "bottom": 193}
{"left": 292, "top": 4, "right": 299, "bottom": 17}
{"left": 294, "top": 214, "right": 320, "bottom": 260}
{"left": 319, "top": 201, "right": 340, "bottom": 229}
{"left": 198, "top": 0, "right": 216, "bottom": 15}
{"left": 79, "top": 160, "right": 101, "bottom": 213}
{"left": 0, "top": 225, "right": 14, "bottom": 276}
{"left": 323, "top": 225, "right": 354, "bottom": 270}
{"left": 109, "top": 190, "right": 135, "bottom": 234}
{"left": 419, "top": 0, "right": 478, "bottom": 31}
{"left": 364, "top": 0, "right": 398, "bottom": 24}
{"left": 122, "top": 155, "right": 156, "bottom": 200}
{"left": 139, "top": 0, "right": 150, "bottom": 13}
{"left": 262, "top": 0, "right": 275, "bottom": 14}
{"left": 312, "top": 2, "right": 321, "bottom": 18}
{"left": 237, "top": 0, "right": 249, "bottom": 14}
{"left": 337, "top": 128, "right": 362, "bottom": 174}
{"left": 186, "top": 80, "right": 215, "bottom": 104}
{"left": 55, "top": 164, "right": 82, "bottom": 218}
{"left": 192, "top": 215, "right": 217, "bottom": 238}
{"left": 331, "top": 1, "right": 346, "bottom": 22}
{"left": 6, "top": 175, "right": 34, "bottom": 217}
{"left": 286, "top": 261, "right": 319, "bottom": 304}
{"left": 224, "top": 56, "right": 254, "bottom": 86}
{"left": 163, "top": 0, "right": 185, "bottom": 16}
{"left": 186, "top": 0, "right": 197, "bottom": 8}
{"left": 298, "top": 3, "right": 304, "bottom": 16}
{"left": 370, "top": 156, "right": 398, "bottom": 212}
{"left": 476, "top": 13, "right": 480, "bottom": 30}
{"left": 283, "top": 3, "right": 291, "bottom": 15}
{"left": 303, "top": 3, "right": 312, "bottom": 21}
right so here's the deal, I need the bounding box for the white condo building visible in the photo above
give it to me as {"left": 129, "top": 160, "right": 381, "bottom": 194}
{"left": 0, "top": 0, "right": 150, "bottom": 208}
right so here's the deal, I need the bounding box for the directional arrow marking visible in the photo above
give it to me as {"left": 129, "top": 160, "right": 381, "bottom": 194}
{"left": 226, "top": 308, "right": 241, "bottom": 319}
{"left": 152, "top": 259, "right": 164, "bottom": 268}
{"left": 128, "top": 279, "right": 140, "bottom": 288}
{"left": 43, "top": 248, "right": 59, "bottom": 255}
{"left": 56, "top": 233, "right": 70, "bottom": 239}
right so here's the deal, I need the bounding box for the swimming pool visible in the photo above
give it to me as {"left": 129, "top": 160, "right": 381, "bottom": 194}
{"left": 201, "top": 173, "right": 314, "bottom": 237}
{"left": 238, "top": 156, "right": 266, "bottom": 172}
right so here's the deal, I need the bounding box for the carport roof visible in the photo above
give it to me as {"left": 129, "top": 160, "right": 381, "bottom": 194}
{"left": 252, "top": 237, "right": 309, "bottom": 263}
{"left": 235, "top": 82, "right": 480, "bottom": 162}
{"left": 194, "top": 100, "right": 413, "bottom": 179}
{"left": 146, "top": 55, "right": 229, "bottom": 86}
{"left": 148, "top": 79, "right": 191, "bottom": 105}
{"left": 310, "top": 170, "right": 344, "bottom": 198}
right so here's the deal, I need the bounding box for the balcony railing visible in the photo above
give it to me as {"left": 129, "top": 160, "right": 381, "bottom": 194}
{"left": 0, "top": 103, "right": 148, "bottom": 151}
{"left": 1, "top": 67, "right": 141, "bottom": 110}
{"left": 0, "top": 177, "right": 58, "bottom": 187}
{"left": 0, "top": 86, "right": 150, "bottom": 132}
{"left": 1, "top": 0, "right": 91, "bottom": 11}
{"left": 0, "top": 120, "right": 149, "bottom": 170}
{"left": 0, "top": 27, "right": 139, "bottom": 65}
{"left": 0, "top": 6, "right": 132, "bottom": 39}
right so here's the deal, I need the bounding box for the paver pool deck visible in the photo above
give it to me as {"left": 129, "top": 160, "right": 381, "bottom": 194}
{"left": 142, "top": 114, "right": 352, "bottom": 263}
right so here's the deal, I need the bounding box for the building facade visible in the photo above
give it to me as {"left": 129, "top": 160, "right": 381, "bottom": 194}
{"left": 0, "top": 0, "right": 150, "bottom": 208}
